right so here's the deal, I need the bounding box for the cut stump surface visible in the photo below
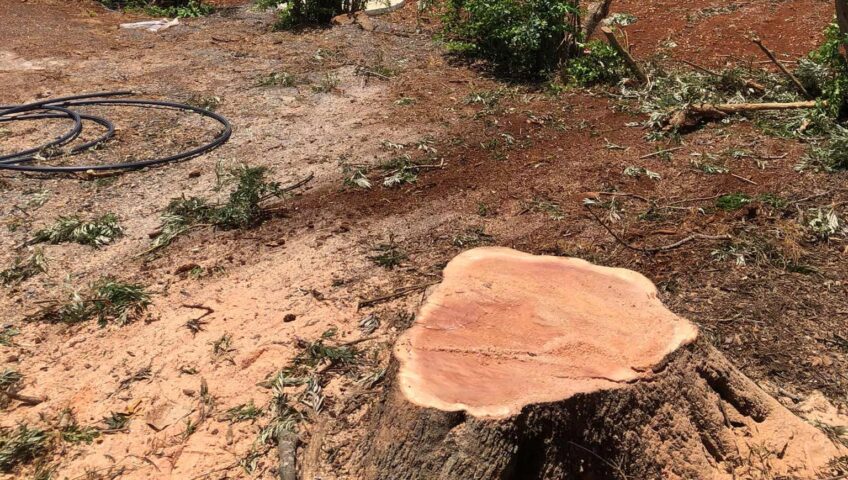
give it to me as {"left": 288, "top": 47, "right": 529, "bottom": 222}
{"left": 395, "top": 247, "right": 697, "bottom": 417}
{"left": 361, "top": 248, "right": 843, "bottom": 479}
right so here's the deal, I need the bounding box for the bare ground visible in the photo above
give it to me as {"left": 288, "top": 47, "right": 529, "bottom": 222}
{"left": 1, "top": 0, "right": 847, "bottom": 478}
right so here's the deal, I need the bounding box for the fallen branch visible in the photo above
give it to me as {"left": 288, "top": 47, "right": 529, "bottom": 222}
{"left": 667, "top": 100, "right": 818, "bottom": 130}
{"left": 2, "top": 390, "right": 46, "bottom": 406}
{"left": 751, "top": 38, "right": 810, "bottom": 98}
{"left": 678, "top": 58, "right": 765, "bottom": 93}
{"left": 584, "top": 204, "right": 731, "bottom": 253}
{"left": 357, "top": 281, "right": 440, "bottom": 309}
{"left": 601, "top": 27, "right": 648, "bottom": 84}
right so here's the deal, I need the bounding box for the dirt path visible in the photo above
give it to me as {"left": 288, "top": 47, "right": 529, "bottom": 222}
{"left": 1, "top": 0, "right": 847, "bottom": 478}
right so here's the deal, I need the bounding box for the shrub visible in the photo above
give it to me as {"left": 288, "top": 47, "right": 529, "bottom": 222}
{"left": 796, "top": 22, "right": 848, "bottom": 118}
{"left": 564, "top": 40, "right": 627, "bottom": 86}
{"left": 100, "top": 0, "right": 215, "bottom": 17}
{"left": 442, "top": 0, "right": 579, "bottom": 78}
{"left": 271, "top": 0, "right": 365, "bottom": 29}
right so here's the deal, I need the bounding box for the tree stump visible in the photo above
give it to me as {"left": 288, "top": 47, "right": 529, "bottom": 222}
{"left": 359, "top": 248, "right": 843, "bottom": 479}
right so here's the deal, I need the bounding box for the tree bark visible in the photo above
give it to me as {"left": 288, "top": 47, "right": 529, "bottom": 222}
{"left": 358, "top": 338, "right": 841, "bottom": 479}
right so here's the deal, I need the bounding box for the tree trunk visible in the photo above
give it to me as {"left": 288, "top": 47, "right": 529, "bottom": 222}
{"left": 356, "top": 248, "right": 843, "bottom": 479}
{"left": 837, "top": 0, "right": 848, "bottom": 41}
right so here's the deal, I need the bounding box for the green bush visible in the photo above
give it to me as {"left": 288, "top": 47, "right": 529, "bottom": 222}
{"left": 442, "top": 0, "right": 579, "bottom": 78}
{"left": 100, "top": 0, "right": 214, "bottom": 17}
{"left": 796, "top": 22, "right": 848, "bottom": 118}
{"left": 270, "top": 0, "right": 365, "bottom": 29}
{"left": 564, "top": 40, "right": 627, "bottom": 86}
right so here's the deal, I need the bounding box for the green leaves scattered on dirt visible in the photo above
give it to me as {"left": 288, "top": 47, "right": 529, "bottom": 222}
{"left": 0, "top": 424, "right": 48, "bottom": 472}
{"left": 31, "top": 214, "right": 122, "bottom": 248}
{"left": 0, "top": 249, "right": 46, "bottom": 286}
{"left": 150, "top": 165, "right": 286, "bottom": 253}
{"left": 26, "top": 279, "right": 151, "bottom": 327}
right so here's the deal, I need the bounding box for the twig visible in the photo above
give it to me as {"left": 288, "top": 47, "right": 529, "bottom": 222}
{"left": 2, "top": 390, "right": 45, "bottom": 406}
{"left": 751, "top": 38, "right": 810, "bottom": 98}
{"left": 357, "top": 281, "right": 440, "bottom": 309}
{"left": 789, "top": 191, "right": 831, "bottom": 205}
{"left": 667, "top": 193, "right": 725, "bottom": 206}
{"left": 601, "top": 27, "right": 648, "bottom": 84}
{"left": 182, "top": 303, "right": 215, "bottom": 321}
{"left": 640, "top": 147, "right": 684, "bottom": 159}
{"left": 280, "top": 172, "right": 315, "bottom": 193}
{"left": 730, "top": 173, "right": 757, "bottom": 185}
{"left": 678, "top": 59, "right": 766, "bottom": 92}
{"left": 584, "top": 204, "right": 731, "bottom": 253}
{"left": 594, "top": 192, "right": 652, "bottom": 203}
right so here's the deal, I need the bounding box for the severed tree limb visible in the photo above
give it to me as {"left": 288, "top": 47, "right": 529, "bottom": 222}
{"left": 601, "top": 26, "right": 649, "bottom": 84}
{"left": 751, "top": 38, "right": 811, "bottom": 98}
{"left": 667, "top": 100, "right": 818, "bottom": 130}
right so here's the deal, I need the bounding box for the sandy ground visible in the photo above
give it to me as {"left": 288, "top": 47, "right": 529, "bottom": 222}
{"left": 1, "top": 0, "right": 847, "bottom": 478}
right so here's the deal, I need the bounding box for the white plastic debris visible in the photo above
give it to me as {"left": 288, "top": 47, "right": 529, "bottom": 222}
{"left": 119, "top": 18, "right": 180, "bottom": 33}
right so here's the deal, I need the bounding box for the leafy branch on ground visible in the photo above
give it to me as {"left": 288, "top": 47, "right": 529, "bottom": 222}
{"left": 149, "top": 165, "right": 290, "bottom": 253}
{"left": 31, "top": 214, "right": 122, "bottom": 248}
{"left": 1, "top": 249, "right": 46, "bottom": 286}
{"left": 26, "top": 278, "right": 151, "bottom": 327}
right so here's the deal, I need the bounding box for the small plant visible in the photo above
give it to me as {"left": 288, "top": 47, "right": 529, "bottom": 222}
{"left": 452, "top": 227, "right": 493, "bottom": 248}
{"left": 224, "top": 401, "right": 263, "bottom": 423}
{"left": 564, "top": 40, "right": 627, "bottom": 87}
{"left": 623, "top": 166, "right": 661, "bottom": 180}
{"left": 0, "top": 424, "right": 48, "bottom": 472}
{"left": 211, "top": 333, "right": 234, "bottom": 359}
{"left": 32, "top": 214, "right": 122, "bottom": 248}
{"left": 527, "top": 198, "right": 564, "bottom": 220}
{"left": 186, "top": 95, "right": 221, "bottom": 111}
{"left": 806, "top": 208, "right": 844, "bottom": 240}
{"left": 1, "top": 249, "right": 46, "bottom": 286}
{"left": 102, "top": 412, "right": 131, "bottom": 431}
{"left": 257, "top": 72, "right": 298, "bottom": 87}
{"left": 0, "top": 369, "right": 23, "bottom": 407}
{"left": 311, "top": 73, "right": 340, "bottom": 93}
{"left": 368, "top": 238, "right": 407, "bottom": 269}
{"left": 715, "top": 193, "right": 752, "bottom": 211}
{"left": 59, "top": 411, "right": 100, "bottom": 444}
{"left": 0, "top": 326, "right": 19, "bottom": 347}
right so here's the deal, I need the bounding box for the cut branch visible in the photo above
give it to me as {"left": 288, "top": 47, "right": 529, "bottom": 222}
{"left": 601, "top": 26, "right": 648, "bottom": 84}
{"left": 667, "top": 100, "right": 818, "bottom": 130}
{"left": 751, "top": 38, "right": 810, "bottom": 98}
{"left": 581, "top": 0, "right": 614, "bottom": 40}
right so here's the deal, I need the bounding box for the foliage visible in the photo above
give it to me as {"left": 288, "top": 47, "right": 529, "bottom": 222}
{"left": 257, "top": 72, "right": 298, "bottom": 87}
{"left": 0, "top": 424, "right": 48, "bottom": 472}
{"left": 806, "top": 208, "right": 844, "bottom": 240}
{"left": 442, "top": 0, "right": 578, "bottom": 78}
{"left": 102, "top": 412, "right": 131, "bottom": 431}
{"left": 0, "top": 326, "right": 19, "bottom": 347}
{"left": 796, "top": 22, "right": 848, "bottom": 118}
{"left": 225, "top": 401, "right": 263, "bottom": 423}
{"left": 32, "top": 214, "right": 122, "bottom": 248}
{"left": 0, "top": 249, "right": 46, "bottom": 286}
{"left": 368, "top": 238, "right": 407, "bottom": 268}
{"left": 99, "top": 0, "right": 214, "bottom": 17}
{"left": 806, "top": 125, "right": 848, "bottom": 171}
{"left": 270, "top": 0, "right": 364, "bottom": 30}
{"left": 715, "top": 193, "right": 752, "bottom": 211}
{"left": 564, "top": 40, "right": 627, "bottom": 87}
{"left": 27, "top": 279, "right": 151, "bottom": 327}
{"left": 151, "top": 165, "right": 285, "bottom": 252}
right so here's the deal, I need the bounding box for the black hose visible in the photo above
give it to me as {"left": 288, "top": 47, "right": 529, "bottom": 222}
{"left": 0, "top": 92, "right": 231, "bottom": 173}
{"left": 0, "top": 106, "right": 83, "bottom": 163}
{"left": 0, "top": 111, "right": 115, "bottom": 163}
